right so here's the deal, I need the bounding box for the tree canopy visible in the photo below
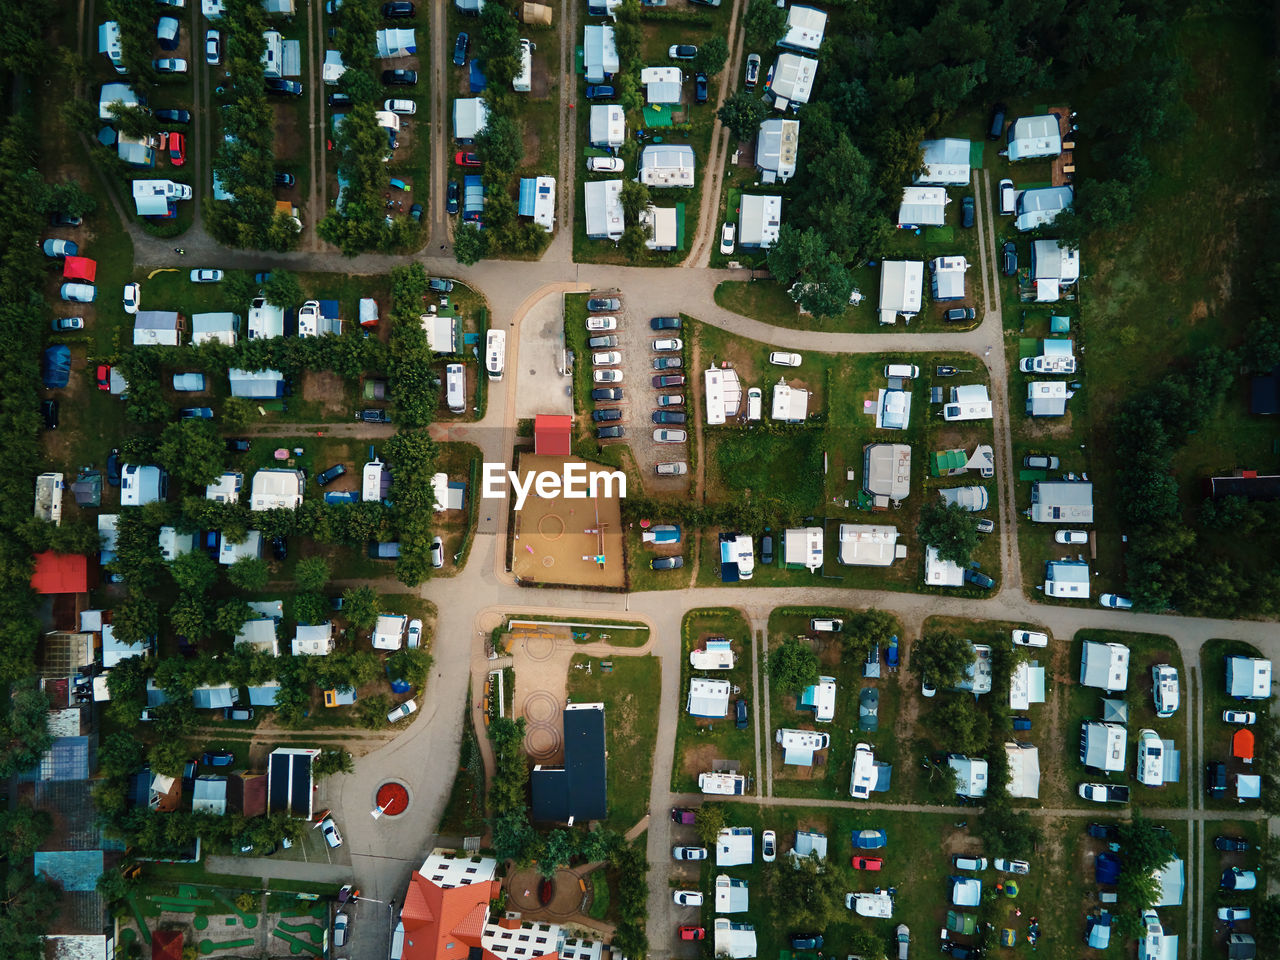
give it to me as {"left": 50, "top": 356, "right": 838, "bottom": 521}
{"left": 917, "top": 500, "right": 981, "bottom": 566}
{"left": 768, "top": 636, "right": 820, "bottom": 692}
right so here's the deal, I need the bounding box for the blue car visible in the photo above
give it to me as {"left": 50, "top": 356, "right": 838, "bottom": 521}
{"left": 180, "top": 407, "right": 214, "bottom": 420}
{"left": 585, "top": 84, "right": 615, "bottom": 100}
{"left": 453, "top": 32, "right": 469, "bottom": 66}
{"left": 201, "top": 751, "right": 234, "bottom": 767}
{"left": 447, "top": 180, "right": 459, "bottom": 215}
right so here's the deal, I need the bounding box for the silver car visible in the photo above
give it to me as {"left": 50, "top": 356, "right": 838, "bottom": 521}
{"left": 653, "top": 429, "right": 687, "bottom": 443}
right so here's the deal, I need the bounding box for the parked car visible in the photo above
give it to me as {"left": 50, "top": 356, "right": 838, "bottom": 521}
{"left": 652, "top": 356, "right": 682, "bottom": 370}
{"left": 858, "top": 687, "right": 878, "bottom": 731}
{"left": 988, "top": 101, "right": 1007, "bottom": 139}
{"left": 52, "top": 316, "right": 84, "bottom": 331}
{"left": 190, "top": 268, "right": 223, "bottom": 283}
{"left": 650, "top": 556, "right": 684, "bottom": 570}
{"left": 589, "top": 296, "right": 622, "bottom": 312}
{"left": 588, "top": 155, "right": 624, "bottom": 172}
{"left": 382, "top": 1, "right": 415, "bottom": 17}
{"left": 851, "top": 856, "right": 884, "bottom": 871}
{"left": 670, "top": 807, "right": 696, "bottom": 824}
{"left": 316, "top": 463, "right": 347, "bottom": 486}
{"left": 205, "top": 29, "right": 222, "bottom": 64}
{"left": 1055, "top": 529, "right": 1088, "bottom": 544}
{"left": 40, "top": 399, "right": 58, "bottom": 430}
{"left": 382, "top": 69, "right": 418, "bottom": 85}
{"left": 588, "top": 335, "right": 618, "bottom": 349}
{"left": 446, "top": 179, "right": 460, "bottom": 214}
{"left": 964, "top": 568, "right": 994, "bottom": 589}
{"left": 333, "top": 912, "right": 349, "bottom": 947}
{"left": 454, "top": 151, "right": 480, "bottom": 166}
{"left": 944, "top": 307, "right": 976, "bottom": 322}
{"left": 653, "top": 338, "right": 682, "bottom": 352}
{"left": 650, "top": 316, "right": 681, "bottom": 330}
{"left": 1002, "top": 241, "right": 1017, "bottom": 275}
{"left": 1206, "top": 762, "right": 1227, "bottom": 798}
{"left": 762, "top": 830, "right": 776, "bottom": 861}
{"left": 940, "top": 944, "right": 979, "bottom": 959}
{"left": 1022, "top": 453, "right": 1059, "bottom": 469}
{"left": 976, "top": 518, "right": 995, "bottom": 534}
{"left": 321, "top": 817, "right": 344, "bottom": 847}
{"left": 429, "top": 536, "right": 444, "bottom": 568}
{"left": 180, "top": 407, "right": 214, "bottom": 419}
{"left": 1215, "top": 836, "right": 1250, "bottom": 852}
{"left": 154, "top": 58, "right": 188, "bottom": 74}
{"left": 694, "top": 72, "right": 708, "bottom": 103}
{"left": 790, "top": 935, "right": 823, "bottom": 950}
{"left": 172, "top": 373, "right": 206, "bottom": 392}
{"left": 384, "top": 98, "right": 416, "bottom": 114}
{"left": 652, "top": 374, "right": 685, "bottom": 388}
{"left": 653, "top": 429, "right": 687, "bottom": 443}
{"left": 720, "top": 222, "right": 736, "bottom": 254}
{"left": 387, "top": 699, "right": 418, "bottom": 723}
{"left": 655, "top": 461, "right": 687, "bottom": 476}
{"left": 673, "top": 891, "right": 704, "bottom": 906}
{"left": 224, "top": 707, "right": 253, "bottom": 721}
{"left": 358, "top": 408, "right": 392, "bottom": 422}
{"left": 592, "top": 351, "right": 622, "bottom": 366}
{"left": 428, "top": 277, "right": 454, "bottom": 292}
{"left": 657, "top": 393, "right": 684, "bottom": 406}
{"left": 1086, "top": 822, "right": 1118, "bottom": 840}
{"left": 1012, "top": 630, "right": 1048, "bottom": 648}
{"left": 271, "top": 537, "right": 287, "bottom": 561}
{"left": 1099, "top": 594, "right": 1134, "bottom": 609}
{"left": 586, "top": 315, "right": 618, "bottom": 331}
{"left": 592, "top": 387, "right": 623, "bottom": 401}
{"left": 42, "top": 239, "right": 77, "bottom": 258}
{"left": 201, "top": 751, "right": 234, "bottom": 766}
{"left": 999, "top": 178, "right": 1015, "bottom": 215}
{"left": 652, "top": 411, "right": 687, "bottom": 424}
{"left": 266, "top": 78, "right": 303, "bottom": 95}
{"left": 155, "top": 108, "right": 191, "bottom": 124}
{"left": 453, "top": 32, "right": 469, "bottom": 65}
{"left": 672, "top": 846, "right": 708, "bottom": 860}
{"left": 952, "top": 855, "right": 988, "bottom": 871}
{"left": 735, "top": 698, "right": 748, "bottom": 728}
{"left": 961, "top": 196, "right": 975, "bottom": 228}
{"left": 745, "top": 53, "right": 760, "bottom": 88}
{"left": 1079, "top": 782, "right": 1131, "bottom": 803}
{"left": 1218, "top": 907, "right": 1251, "bottom": 922}
{"left": 122, "top": 282, "right": 140, "bottom": 313}
{"left": 328, "top": 91, "right": 353, "bottom": 108}
{"left": 669, "top": 44, "right": 698, "bottom": 59}
{"left": 761, "top": 531, "right": 773, "bottom": 564}
{"left": 678, "top": 927, "right": 705, "bottom": 941}
{"left": 994, "top": 858, "right": 1030, "bottom": 875}
{"left": 769, "top": 351, "right": 802, "bottom": 366}
{"left": 592, "top": 408, "right": 623, "bottom": 423}
{"left": 594, "top": 369, "right": 623, "bottom": 383}
{"left": 60, "top": 282, "right": 95, "bottom": 303}
{"left": 1224, "top": 710, "right": 1257, "bottom": 725}
{"left": 406, "top": 619, "right": 422, "bottom": 648}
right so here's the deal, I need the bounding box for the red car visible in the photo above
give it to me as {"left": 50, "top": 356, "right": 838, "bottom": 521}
{"left": 454, "top": 151, "right": 481, "bottom": 167}
{"left": 851, "top": 856, "right": 884, "bottom": 871}
{"left": 678, "top": 927, "right": 705, "bottom": 941}
{"left": 168, "top": 131, "right": 186, "bottom": 166}
{"left": 96, "top": 365, "right": 113, "bottom": 391}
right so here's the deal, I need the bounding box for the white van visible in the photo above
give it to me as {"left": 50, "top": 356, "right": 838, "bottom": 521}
{"left": 485, "top": 329, "right": 506, "bottom": 381}
{"left": 884, "top": 364, "right": 919, "bottom": 379}
{"left": 445, "top": 363, "right": 466, "bottom": 413}
{"left": 512, "top": 39, "right": 533, "bottom": 92}
{"left": 810, "top": 618, "right": 843, "bottom": 633}
{"left": 999, "top": 178, "right": 1016, "bottom": 215}
{"left": 746, "top": 387, "right": 762, "bottom": 421}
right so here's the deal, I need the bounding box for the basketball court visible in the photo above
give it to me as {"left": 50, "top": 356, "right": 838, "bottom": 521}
{"left": 510, "top": 454, "right": 626, "bottom": 589}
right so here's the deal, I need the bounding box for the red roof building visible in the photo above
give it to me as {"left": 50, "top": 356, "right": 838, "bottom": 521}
{"left": 30, "top": 551, "right": 91, "bottom": 595}
{"left": 533, "top": 415, "right": 572, "bottom": 456}
{"left": 152, "top": 929, "right": 184, "bottom": 960}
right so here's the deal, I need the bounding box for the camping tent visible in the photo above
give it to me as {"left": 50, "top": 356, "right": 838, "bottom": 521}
{"left": 1233, "top": 728, "right": 1255, "bottom": 762}
{"left": 521, "top": 1, "right": 552, "bottom": 24}
{"left": 63, "top": 256, "right": 97, "bottom": 282}
{"left": 42, "top": 346, "right": 71, "bottom": 388}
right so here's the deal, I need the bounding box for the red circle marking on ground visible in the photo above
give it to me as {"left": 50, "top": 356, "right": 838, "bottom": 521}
{"left": 376, "top": 782, "right": 409, "bottom": 816}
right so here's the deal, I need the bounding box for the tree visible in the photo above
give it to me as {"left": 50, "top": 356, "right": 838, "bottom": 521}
{"left": 717, "top": 90, "right": 769, "bottom": 142}
{"left": 768, "top": 636, "right": 820, "bottom": 692}
{"left": 743, "top": 0, "right": 787, "bottom": 48}
{"left": 98, "top": 732, "right": 146, "bottom": 777}
{"left": 693, "top": 35, "right": 728, "bottom": 77}
{"left": 694, "top": 803, "right": 725, "bottom": 846}
{"left": 843, "top": 610, "right": 897, "bottom": 659}
{"left": 387, "top": 648, "right": 433, "bottom": 689}
{"left": 454, "top": 225, "right": 489, "bottom": 265}
{"left": 227, "top": 556, "right": 269, "bottom": 591}
{"left": 170, "top": 551, "right": 219, "bottom": 594}
{"left": 215, "top": 599, "right": 255, "bottom": 637}
{"left": 541, "top": 829, "right": 577, "bottom": 877}
{"left": 295, "top": 557, "right": 330, "bottom": 593}
{"left": 313, "top": 750, "right": 354, "bottom": 779}
{"left": 0, "top": 805, "right": 52, "bottom": 862}
{"left": 926, "top": 697, "right": 990, "bottom": 755}
{"left": 157, "top": 419, "right": 226, "bottom": 488}
{"left": 476, "top": 114, "right": 524, "bottom": 175}
{"left": 262, "top": 270, "right": 302, "bottom": 308}
{"left": 291, "top": 592, "right": 328, "bottom": 626}
{"left": 917, "top": 500, "right": 981, "bottom": 566}
{"left": 766, "top": 852, "right": 846, "bottom": 930}
{"left": 170, "top": 595, "right": 212, "bottom": 642}
{"left": 148, "top": 738, "right": 188, "bottom": 777}
{"left": 911, "top": 631, "right": 975, "bottom": 689}
{"left": 0, "top": 684, "right": 52, "bottom": 778}
{"left": 976, "top": 794, "right": 1041, "bottom": 860}
{"left": 1257, "top": 895, "right": 1280, "bottom": 954}
{"left": 493, "top": 810, "right": 540, "bottom": 864}
{"left": 618, "top": 179, "right": 650, "bottom": 221}
{"left": 95, "top": 868, "right": 139, "bottom": 905}
{"left": 341, "top": 586, "right": 380, "bottom": 630}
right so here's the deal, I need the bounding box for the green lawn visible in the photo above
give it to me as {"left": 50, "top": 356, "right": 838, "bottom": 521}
{"left": 1200, "top": 639, "right": 1271, "bottom": 812}
{"left": 672, "top": 608, "right": 756, "bottom": 792}
{"left": 1201, "top": 817, "right": 1268, "bottom": 956}
{"left": 565, "top": 652, "right": 660, "bottom": 831}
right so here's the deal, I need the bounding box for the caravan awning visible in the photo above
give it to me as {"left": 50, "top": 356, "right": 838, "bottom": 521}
{"left": 63, "top": 256, "right": 97, "bottom": 282}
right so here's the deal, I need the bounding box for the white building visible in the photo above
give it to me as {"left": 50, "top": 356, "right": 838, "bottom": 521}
{"left": 1080, "top": 641, "right": 1130, "bottom": 691}
{"left": 721, "top": 533, "right": 755, "bottom": 580}
{"left": 292, "top": 622, "right": 334, "bottom": 656}
{"left": 237, "top": 616, "right": 280, "bottom": 657}
{"left": 218, "top": 530, "right": 262, "bottom": 565}
{"left": 771, "top": 379, "right": 809, "bottom": 422}
{"left": 690, "top": 639, "right": 735, "bottom": 671}
{"left": 120, "top": 464, "right": 166, "bottom": 507}
{"left": 714, "top": 919, "right": 757, "bottom": 959}
{"left": 1140, "top": 910, "right": 1179, "bottom": 960}
{"left": 739, "top": 195, "right": 782, "bottom": 248}
{"left": 583, "top": 24, "right": 618, "bottom": 82}
{"left": 715, "top": 875, "right": 749, "bottom": 914}
{"left": 863, "top": 443, "right": 911, "bottom": 501}
{"left": 878, "top": 260, "right": 924, "bottom": 325}
{"left": 1009, "top": 661, "right": 1046, "bottom": 711}
{"left": 639, "top": 144, "right": 695, "bottom": 188}
{"left": 192, "top": 311, "right": 240, "bottom": 345}
{"left": 703, "top": 366, "right": 743, "bottom": 425}
{"left": 588, "top": 104, "right": 625, "bottom": 148}
{"left": 1030, "top": 480, "right": 1093, "bottom": 523}
{"left": 34, "top": 472, "right": 63, "bottom": 526}
{"left": 639, "top": 205, "right": 677, "bottom": 250}
{"left": 948, "top": 755, "right": 988, "bottom": 797}
{"left": 769, "top": 53, "right": 817, "bottom": 109}
{"left": 1136, "top": 729, "right": 1180, "bottom": 787}
{"left": 687, "top": 678, "right": 731, "bottom": 717}
{"left": 755, "top": 119, "right": 799, "bottom": 184}
{"left": 783, "top": 526, "right": 823, "bottom": 571}
{"left": 716, "top": 827, "right": 753, "bottom": 866}
{"left": 1226, "top": 656, "right": 1272, "bottom": 699}
{"left": 249, "top": 469, "right": 304, "bottom": 511}
{"left": 158, "top": 526, "right": 196, "bottom": 562}
{"left": 1027, "top": 380, "right": 1073, "bottom": 418}
{"left": 248, "top": 297, "right": 285, "bottom": 339}
{"left": 1005, "top": 742, "right": 1041, "bottom": 798}
{"left": 943, "top": 384, "right": 994, "bottom": 422}
{"left": 640, "top": 66, "right": 682, "bottom": 104}
{"left": 776, "top": 729, "right": 829, "bottom": 766}
{"left": 453, "top": 98, "right": 489, "bottom": 142}
{"left": 1006, "top": 114, "right": 1063, "bottom": 161}
{"left": 1031, "top": 240, "right": 1080, "bottom": 301}
{"left": 206, "top": 471, "right": 243, "bottom": 504}
{"left": 584, "top": 180, "right": 624, "bottom": 240}
{"left": 925, "top": 546, "right": 965, "bottom": 587}
{"left": 930, "top": 256, "right": 969, "bottom": 300}
{"left": 800, "top": 675, "right": 836, "bottom": 722}
{"left": 915, "top": 138, "right": 971, "bottom": 185}
{"left": 836, "top": 524, "right": 902, "bottom": 567}
{"left": 897, "top": 186, "right": 949, "bottom": 227}
{"left": 876, "top": 388, "right": 912, "bottom": 430}
{"left": 1016, "top": 186, "right": 1073, "bottom": 232}
{"left": 373, "top": 614, "right": 408, "bottom": 651}
{"left": 779, "top": 4, "right": 826, "bottom": 51}
{"left": 518, "top": 176, "right": 556, "bottom": 232}
{"left": 1081, "top": 721, "right": 1127, "bottom": 772}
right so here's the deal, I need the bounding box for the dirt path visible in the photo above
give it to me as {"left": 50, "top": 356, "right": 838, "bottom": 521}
{"left": 305, "top": 0, "right": 326, "bottom": 251}
{"left": 428, "top": 0, "right": 448, "bottom": 246}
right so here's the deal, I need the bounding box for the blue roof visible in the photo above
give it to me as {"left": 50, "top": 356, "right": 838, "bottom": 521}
{"left": 193, "top": 686, "right": 237, "bottom": 709}
{"left": 34, "top": 850, "right": 103, "bottom": 891}
{"left": 518, "top": 178, "right": 538, "bottom": 217}
{"left": 469, "top": 59, "right": 487, "bottom": 92}
{"left": 247, "top": 683, "right": 281, "bottom": 706}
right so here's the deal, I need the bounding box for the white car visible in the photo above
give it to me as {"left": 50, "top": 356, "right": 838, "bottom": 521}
{"left": 652, "top": 338, "right": 682, "bottom": 352}
{"left": 999, "top": 177, "right": 1015, "bottom": 215}
{"left": 592, "top": 351, "right": 622, "bottom": 366}
{"left": 60, "top": 283, "right": 96, "bottom": 303}
{"left": 154, "top": 58, "right": 189, "bottom": 73}
{"left": 190, "top": 269, "right": 223, "bottom": 283}
{"left": 1099, "top": 594, "right": 1133, "bottom": 609}
{"left": 761, "top": 829, "right": 776, "bottom": 862}
{"left": 720, "top": 222, "right": 735, "bottom": 254}
{"left": 407, "top": 618, "right": 422, "bottom": 648}
{"left": 654, "top": 429, "right": 686, "bottom": 443}
{"left": 1224, "top": 710, "right": 1257, "bottom": 725}
{"left": 1011, "top": 630, "right": 1048, "bottom": 648}
{"left": 673, "top": 891, "right": 704, "bottom": 906}
{"left": 587, "top": 315, "right": 618, "bottom": 331}
{"left": 384, "top": 98, "right": 416, "bottom": 114}
{"left": 993, "top": 858, "right": 1030, "bottom": 875}
{"left": 1218, "top": 907, "right": 1251, "bottom": 922}
{"left": 320, "top": 817, "right": 343, "bottom": 847}
{"left": 593, "top": 369, "right": 622, "bottom": 383}
{"left": 769, "top": 351, "right": 802, "bottom": 367}
{"left": 655, "top": 461, "right": 688, "bottom": 476}
{"left": 588, "top": 156, "right": 624, "bottom": 173}
{"left": 387, "top": 699, "right": 419, "bottom": 723}
{"left": 122, "top": 282, "right": 140, "bottom": 314}
{"left": 1055, "top": 529, "right": 1088, "bottom": 544}
{"left": 205, "top": 29, "right": 221, "bottom": 65}
{"left": 430, "top": 536, "right": 444, "bottom": 568}
{"left": 672, "top": 846, "right": 707, "bottom": 860}
{"left": 333, "top": 911, "right": 349, "bottom": 947}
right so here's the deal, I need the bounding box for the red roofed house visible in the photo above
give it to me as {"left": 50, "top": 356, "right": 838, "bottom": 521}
{"left": 533, "top": 415, "right": 572, "bottom": 457}
{"left": 398, "top": 849, "right": 607, "bottom": 960}
{"left": 152, "top": 928, "right": 184, "bottom": 960}
{"left": 30, "top": 551, "right": 91, "bottom": 594}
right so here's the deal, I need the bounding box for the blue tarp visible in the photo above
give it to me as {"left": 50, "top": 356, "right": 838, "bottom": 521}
{"left": 34, "top": 850, "right": 103, "bottom": 891}
{"left": 1096, "top": 852, "right": 1121, "bottom": 885}
{"left": 518, "top": 178, "right": 538, "bottom": 217}
{"left": 325, "top": 491, "right": 359, "bottom": 504}
{"left": 469, "top": 60, "right": 487, "bottom": 92}
{"left": 318, "top": 299, "right": 339, "bottom": 320}
{"left": 42, "top": 346, "right": 71, "bottom": 388}
{"left": 463, "top": 174, "right": 485, "bottom": 221}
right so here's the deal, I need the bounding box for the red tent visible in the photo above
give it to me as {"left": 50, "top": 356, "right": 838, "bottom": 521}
{"left": 533, "top": 414, "right": 572, "bottom": 456}
{"left": 1233, "top": 728, "right": 1255, "bottom": 761}
{"left": 62, "top": 256, "right": 97, "bottom": 282}
{"left": 152, "top": 929, "right": 183, "bottom": 960}
{"left": 30, "top": 551, "right": 90, "bottom": 594}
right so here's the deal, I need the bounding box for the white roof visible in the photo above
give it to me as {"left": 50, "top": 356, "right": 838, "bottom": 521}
{"left": 716, "top": 827, "right": 753, "bottom": 866}
{"left": 897, "top": 186, "right": 949, "bottom": 226}
{"left": 46, "top": 936, "right": 110, "bottom": 960}
{"left": 322, "top": 48, "right": 346, "bottom": 84}
{"left": 1081, "top": 722, "right": 1127, "bottom": 771}
{"left": 583, "top": 24, "right": 619, "bottom": 82}
{"left": 771, "top": 380, "right": 809, "bottom": 422}
{"left": 1081, "top": 641, "right": 1130, "bottom": 691}
{"left": 421, "top": 849, "right": 498, "bottom": 887}
{"left": 688, "top": 677, "right": 731, "bottom": 717}
{"left": 783, "top": 526, "right": 823, "bottom": 571}
{"left": 248, "top": 299, "right": 285, "bottom": 339}
{"left": 876, "top": 388, "right": 912, "bottom": 430}
{"left": 250, "top": 469, "right": 304, "bottom": 511}
{"left": 1032, "top": 240, "right": 1080, "bottom": 282}
{"left": 375, "top": 27, "right": 416, "bottom": 58}
{"left": 1227, "top": 656, "right": 1272, "bottom": 699}
{"left": 35, "top": 473, "right": 63, "bottom": 526}
{"left": 916, "top": 138, "right": 971, "bottom": 185}
{"left": 714, "top": 919, "right": 757, "bottom": 959}
{"left": 1005, "top": 742, "right": 1040, "bottom": 798}
{"left": 432, "top": 471, "right": 465, "bottom": 511}
{"left": 206, "top": 471, "right": 242, "bottom": 504}
{"left": 700, "top": 772, "right": 747, "bottom": 795}
{"left": 739, "top": 194, "right": 782, "bottom": 247}
{"left": 780, "top": 5, "right": 826, "bottom": 50}
{"left": 292, "top": 622, "right": 334, "bottom": 656}
{"left": 589, "top": 104, "right": 625, "bottom": 147}
{"left": 219, "top": 530, "right": 262, "bottom": 565}
{"left": 1009, "top": 661, "right": 1046, "bottom": 711}
{"left": 849, "top": 742, "right": 876, "bottom": 799}
{"left": 770, "top": 53, "right": 817, "bottom": 107}
{"left": 755, "top": 119, "right": 799, "bottom": 183}
{"left": 191, "top": 311, "right": 239, "bottom": 345}
{"left": 641, "top": 66, "right": 682, "bottom": 104}
{"left": 714, "top": 875, "right": 749, "bottom": 913}
{"left": 878, "top": 260, "right": 924, "bottom": 323}
{"left": 373, "top": 614, "right": 408, "bottom": 650}
{"left": 364, "top": 460, "right": 387, "bottom": 503}
{"left": 102, "top": 623, "right": 147, "bottom": 668}
{"left": 453, "top": 98, "right": 488, "bottom": 140}
{"left": 639, "top": 144, "right": 695, "bottom": 188}
{"left": 236, "top": 618, "right": 280, "bottom": 656}
{"left": 722, "top": 533, "right": 755, "bottom": 579}
{"left": 863, "top": 443, "right": 911, "bottom": 499}
{"left": 690, "top": 639, "right": 735, "bottom": 671}
{"left": 801, "top": 675, "right": 836, "bottom": 722}
{"left": 837, "top": 523, "right": 900, "bottom": 567}
{"left": 584, "top": 179, "right": 624, "bottom": 239}
{"left": 952, "top": 877, "right": 982, "bottom": 906}
{"left": 930, "top": 256, "right": 969, "bottom": 300}
{"left": 522, "top": 176, "right": 556, "bottom": 232}
{"left": 1016, "top": 186, "right": 1073, "bottom": 232}
{"left": 925, "top": 545, "right": 965, "bottom": 587}
{"left": 423, "top": 313, "right": 457, "bottom": 353}
{"left": 704, "top": 367, "right": 742, "bottom": 425}
{"left": 1007, "top": 114, "right": 1062, "bottom": 161}
{"left": 949, "top": 755, "right": 988, "bottom": 797}
{"left": 777, "top": 729, "right": 829, "bottom": 766}
{"left": 1030, "top": 480, "right": 1093, "bottom": 523}
{"left": 640, "top": 204, "right": 677, "bottom": 249}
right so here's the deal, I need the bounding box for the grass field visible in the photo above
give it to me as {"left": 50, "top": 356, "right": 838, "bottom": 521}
{"left": 1200, "top": 639, "right": 1271, "bottom": 812}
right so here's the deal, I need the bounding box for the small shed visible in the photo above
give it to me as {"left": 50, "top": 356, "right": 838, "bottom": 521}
{"left": 533, "top": 414, "right": 571, "bottom": 455}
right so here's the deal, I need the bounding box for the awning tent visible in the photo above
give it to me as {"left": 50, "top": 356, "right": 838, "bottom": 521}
{"left": 63, "top": 256, "right": 97, "bottom": 282}
{"left": 42, "top": 346, "right": 71, "bottom": 388}
{"left": 1233, "top": 728, "right": 1255, "bottom": 761}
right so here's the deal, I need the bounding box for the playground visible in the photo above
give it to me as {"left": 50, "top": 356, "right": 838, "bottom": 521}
{"left": 510, "top": 454, "right": 626, "bottom": 589}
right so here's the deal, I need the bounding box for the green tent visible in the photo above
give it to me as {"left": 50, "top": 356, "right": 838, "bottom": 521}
{"left": 947, "top": 911, "right": 977, "bottom": 935}
{"left": 931, "top": 449, "right": 967, "bottom": 476}
{"left": 1050, "top": 314, "right": 1071, "bottom": 332}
